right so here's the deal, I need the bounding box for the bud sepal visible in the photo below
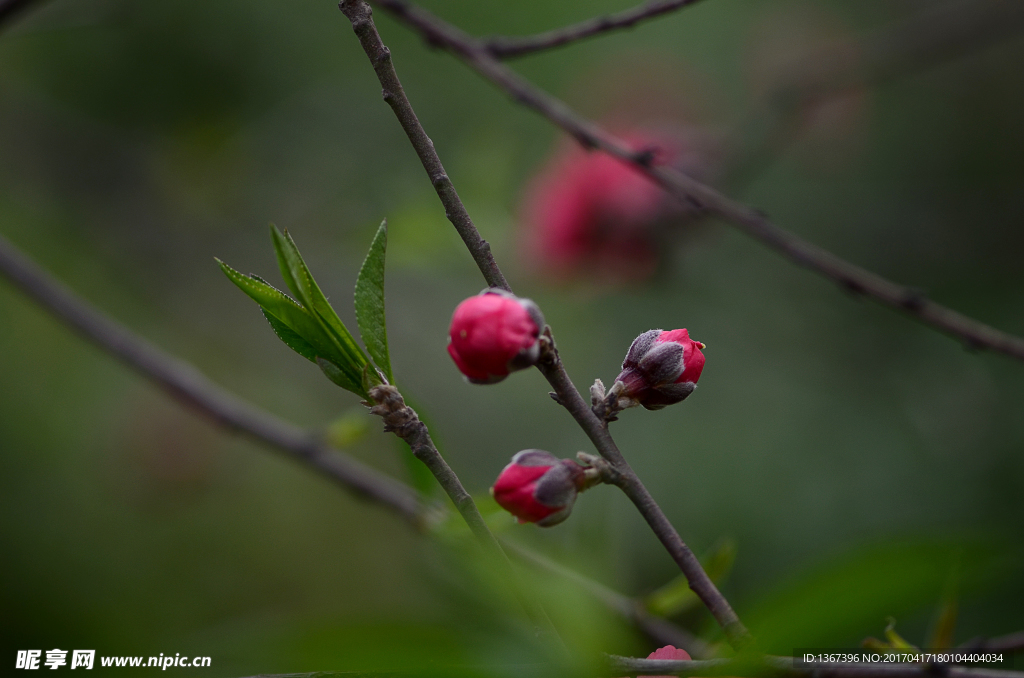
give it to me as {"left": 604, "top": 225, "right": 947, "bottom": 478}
{"left": 490, "top": 449, "right": 603, "bottom": 527}
{"left": 612, "top": 328, "right": 706, "bottom": 411}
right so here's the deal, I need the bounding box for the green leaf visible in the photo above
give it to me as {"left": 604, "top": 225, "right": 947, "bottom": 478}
{"left": 269, "top": 225, "right": 369, "bottom": 377}
{"left": 218, "top": 260, "right": 324, "bottom": 353}
{"left": 261, "top": 308, "right": 317, "bottom": 363}
{"left": 217, "top": 258, "right": 366, "bottom": 396}
{"left": 316, "top": 357, "right": 362, "bottom": 395}
{"left": 354, "top": 219, "right": 393, "bottom": 384}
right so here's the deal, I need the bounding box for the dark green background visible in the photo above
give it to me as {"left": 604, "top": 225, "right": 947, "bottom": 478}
{"left": 1, "top": 0, "right": 1022, "bottom": 675}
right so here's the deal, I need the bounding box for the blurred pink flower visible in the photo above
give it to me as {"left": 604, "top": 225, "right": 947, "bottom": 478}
{"left": 519, "top": 128, "right": 715, "bottom": 283}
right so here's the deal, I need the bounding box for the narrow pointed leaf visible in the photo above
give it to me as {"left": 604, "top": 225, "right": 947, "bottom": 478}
{"left": 270, "top": 224, "right": 315, "bottom": 308}
{"left": 218, "top": 260, "right": 324, "bottom": 351}
{"left": 316, "top": 357, "right": 365, "bottom": 396}
{"left": 354, "top": 219, "right": 393, "bottom": 383}
{"left": 218, "top": 260, "right": 360, "bottom": 391}
{"left": 261, "top": 309, "right": 317, "bottom": 363}
{"left": 269, "top": 225, "right": 369, "bottom": 374}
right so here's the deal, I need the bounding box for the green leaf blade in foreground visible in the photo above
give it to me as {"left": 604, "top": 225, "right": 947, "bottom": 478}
{"left": 261, "top": 308, "right": 317, "bottom": 363}
{"left": 354, "top": 219, "right": 393, "bottom": 383}
{"left": 269, "top": 225, "right": 369, "bottom": 374}
{"left": 216, "top": 259, "right": 366, "bottom": 396}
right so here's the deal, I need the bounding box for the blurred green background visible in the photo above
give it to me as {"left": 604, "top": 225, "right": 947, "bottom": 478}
{"left": 1, "top": 0, "right": 1022, "bottom": 675}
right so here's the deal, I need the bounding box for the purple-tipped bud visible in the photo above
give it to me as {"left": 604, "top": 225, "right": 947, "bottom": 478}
{"left": 615, "top": 328, "right": 706, "bottom": 410}
{"left": 447, "top": 289, "right": 545, "bottom": 384}
{"left": 490, "top": 450, "right": 587, "bottom": 527}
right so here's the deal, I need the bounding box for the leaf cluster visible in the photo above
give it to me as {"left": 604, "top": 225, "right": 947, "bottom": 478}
{"left": 217, "top": 221, "right": 393, "bottom": 398}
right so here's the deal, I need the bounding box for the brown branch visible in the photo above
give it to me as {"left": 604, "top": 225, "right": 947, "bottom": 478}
{"left": 338, "top": 0, "right": 750, "bottom": 649}
{"left": 608, "top": 654, "right": 1024, "bottom": 678}
{"left": 368, "top": 0, "right": 1024, "bottom": 363}
{"left": 0, "top": 232, "right": 425, "bottom": 522}
{"left": 482, "top": 0, "right": 704, "bottom": 59}
{"left": 338, "top": 0, "right": 507, "bottom": 291}
{"left": 537, "top": 338, "right": 749, "bottom": 648}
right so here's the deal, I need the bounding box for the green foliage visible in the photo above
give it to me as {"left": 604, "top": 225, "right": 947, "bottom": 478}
{"left": 218, "top": 224, "right": 400, "bottom": 400}
{"left": 355, "top": 220, "right": 393, "bottom": 384}
{"left": 270, "top": 225, "right": 371, "bottom": 388}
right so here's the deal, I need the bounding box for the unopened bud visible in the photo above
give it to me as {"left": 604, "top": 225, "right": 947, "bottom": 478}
{"left": 490, "top": 449, "right": 587, "bottom": 527}
{"left": 447, "top": 289, "right": 544, "bottom": 384}
{"left": 615, "top": 329, "right": 706, "bottom": 410}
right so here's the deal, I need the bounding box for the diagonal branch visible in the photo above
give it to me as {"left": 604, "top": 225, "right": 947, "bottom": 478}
{"left": 337, "top": 0, "right": 750, "bottom": 649}
{"left": 338, "top": 0, "right": 507, "bottom": 291}
{"left": 482, "top": 0, "right": 704, "bottom": 59}
{"left": 0, "top": 232, "right": 424, "bottom": 521}
{"left": 0, "top": 231, "right": 705, "bottom": 654}
{"left": 369, "top": 0, "right": 1024, "bottom": 363}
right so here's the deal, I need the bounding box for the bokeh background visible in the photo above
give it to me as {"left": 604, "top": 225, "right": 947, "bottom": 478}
{"left": 1, "top": 0, "right": 1022, "bottom": 675}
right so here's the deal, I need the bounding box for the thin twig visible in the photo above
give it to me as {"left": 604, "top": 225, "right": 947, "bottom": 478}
{"left": 483, "top": 0, "right": 704, "bottom": 59}
{"left": 338, "top": 0, "right": 507, "bottom": 291}
{"left": 337, "top": 0, "right": 750, "bottom": 648}
{"left": 537, "top": 338, "right": 749, "bottom": 648}
{"left": 370, "top": 0, "right": 1024, "bottom": 363}
{"left": 608, "top": 654, "right": 1024, "bottom": 678}
{"left": 364, "top": 383, "right": 556, "bottom": 636}
{"left": 0, "top": 232, "right": 424, "bottom": 521}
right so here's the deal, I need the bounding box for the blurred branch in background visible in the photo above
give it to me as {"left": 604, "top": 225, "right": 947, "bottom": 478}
{"left": 483, "top": 0, "right": 704, "bottom": 59}
{"left": 339, "top": 0, "right": 750, "bottom": 649}
{"left": 727, "top": 0, "right": 1024, "bottom": 188}
{"left": 368, "top": 0, "right": 1024, "bottom": 363}
{"left": 0, "top": 234, "right": 426, "bottom": 520}
{"left": 0, "top": 231, "right": 708, "bottom": 656}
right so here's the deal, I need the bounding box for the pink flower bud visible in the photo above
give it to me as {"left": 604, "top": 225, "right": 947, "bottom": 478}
{"left": 615, "top": 329, "right": 706, "bottom": 410}
{"left": 612, "top": 645, "right": 692, "bottom": 678}
{"left": 447, "top": 289, "right": 544, "bottom": 384}
{"left": 647, "top": 645, "right": 692, "bottom": 678}
{"left": 491, "top": 450, "right": 586, "bottom": 527}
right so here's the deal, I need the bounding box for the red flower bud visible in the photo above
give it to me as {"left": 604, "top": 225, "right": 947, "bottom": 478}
{"left": 447, "top": 289, "right": 545, "bottom": 384}
{"left": 646, "top": 645, "right": 692, "bottom": 678}
{"left": 615, "top": 328, "right": 706, "bottom": 410}
{"left": 491, "top": 450, "right": 586, "bottom": 527}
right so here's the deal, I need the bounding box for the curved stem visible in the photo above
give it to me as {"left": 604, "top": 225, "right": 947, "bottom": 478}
{"left": 339, "top": 0, "right": 508, "bottom": 292}
{"left": 483, "top": 0, "right": 703, "bottom": 59}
